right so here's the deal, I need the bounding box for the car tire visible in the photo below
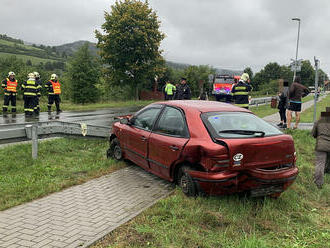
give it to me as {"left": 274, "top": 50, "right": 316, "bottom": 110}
{"left": 178, "top": 166, "right": 197, "bottom": 197}
{"left": 107, "top": 138, "right": 122, "bottom": 160}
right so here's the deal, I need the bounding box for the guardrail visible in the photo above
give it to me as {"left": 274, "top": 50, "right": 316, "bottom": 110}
{"left": 249, "top": 96, "right": 273, "bottom": 106}
{"left": 0, "top": 121, "right": 111, "bottom": 158}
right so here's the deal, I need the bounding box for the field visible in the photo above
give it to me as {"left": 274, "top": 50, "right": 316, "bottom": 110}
{"left": 0, "top": 39, "right": 45, "bottom": 52}
{"left": 300, "top": 94, "right": 330, "bottom": 123}
{"left": 94, "top": 130, "right": 330, "bottom": 248}
{"left": 0, "top": 138, "right": 125, "bottom": 211}
{"left": 0, "top": 51, "right": 58, "bottom": 64}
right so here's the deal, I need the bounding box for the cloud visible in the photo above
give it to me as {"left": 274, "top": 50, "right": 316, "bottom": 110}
{"left": 1, "top": 0, "right": 329, "bottom": 73}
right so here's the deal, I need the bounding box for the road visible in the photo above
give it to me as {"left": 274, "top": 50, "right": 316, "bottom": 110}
{"left": 0, "top": 106, "right": 142, "bottom": 127}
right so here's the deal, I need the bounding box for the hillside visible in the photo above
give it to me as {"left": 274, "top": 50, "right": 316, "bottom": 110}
{"left": 54, "top": 40, "right": 98, "bottom": 57}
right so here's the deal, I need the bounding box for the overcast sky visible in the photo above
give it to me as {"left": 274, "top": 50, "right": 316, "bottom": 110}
{"left": 1, "top": 0, "right": 330, "bottom": 73}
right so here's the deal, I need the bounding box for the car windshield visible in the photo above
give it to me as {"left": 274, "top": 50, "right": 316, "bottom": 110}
{"left": 202, "top": 112, "right": 282, "bottom": 138}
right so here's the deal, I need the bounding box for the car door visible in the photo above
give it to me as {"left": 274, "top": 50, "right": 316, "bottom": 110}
{"left": 148, "top": 106, "right": 189, "bottom": 180}
{"left": 124, "top": 106, "right": 162, "bottom": 170}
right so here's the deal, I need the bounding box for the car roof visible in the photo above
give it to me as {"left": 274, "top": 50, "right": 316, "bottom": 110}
{"left": 154, "top": 100, "right": 252, "bottom": 113}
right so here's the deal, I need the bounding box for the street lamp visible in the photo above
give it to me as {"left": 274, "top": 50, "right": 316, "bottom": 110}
{"left": 292, "top": 18, "right": 301, "bottom": 81}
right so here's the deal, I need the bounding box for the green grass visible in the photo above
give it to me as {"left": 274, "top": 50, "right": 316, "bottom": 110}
{"left": 0, "top": 97, "right": 154, "bottom": 114}
{"left": 250, "top": 104, "right": 278, "bottom": 118}
{"left": 0, "top": 39, "right": 45, "bottom": 52}
{"left": 93, "top": 130, "right": 330, "bottom": 248}
{"left": 0, "top": 138, "right": 126, "bottom": 210}
{"left": 0, "top": 52, "right": 58, "bottom": 64}
{"left": 300, "top": 94, "right": 330, "bottom": 123}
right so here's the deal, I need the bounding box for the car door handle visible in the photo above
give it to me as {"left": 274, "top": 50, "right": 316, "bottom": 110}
{"left": 141, "top": 136, "right": 147, "bottom": 142}
{"left": 169, "top": 145, "right": 179, "bottom": 151}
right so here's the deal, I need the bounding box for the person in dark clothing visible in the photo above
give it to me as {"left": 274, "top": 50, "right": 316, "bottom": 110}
{"left": 231, "top": 73, "right": 252, "bottom": 109}
{"left": 287, "top": 76, "right": 310, "bottom": 129}
{"left": 33, "top": 72, "right": 42, "bottom": 114}
{"left": 277, "top": 80, "right": 289, "bottom": 128}
{"left": 2, "top": 71, "right": 18, "bottom": 113}
{"left": 22, "top": 73, "right": 38, "bottom": 116}
{"left": 45, "top": 74, "right": 62, "bottom": 112}
{"left": 311, "top": 110, "right": 330, "bottom": 188}
{"left": 175, "top": 78, "right": 191, "bottom": 100}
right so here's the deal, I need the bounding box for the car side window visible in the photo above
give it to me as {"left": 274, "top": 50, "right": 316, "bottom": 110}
{"left": 154, "top": 107, "right": 188, "bottom": 137}
{"left": 133, "top": 107, "right": 162, "bottom": 131}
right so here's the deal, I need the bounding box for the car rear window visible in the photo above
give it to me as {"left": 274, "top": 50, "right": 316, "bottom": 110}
{"left": 201, "top": 112, "right": 282, "bottom": 138}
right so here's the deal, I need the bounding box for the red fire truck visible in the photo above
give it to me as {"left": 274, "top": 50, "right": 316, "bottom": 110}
{"left": 211, "top": 74, "right": 240, "bottom": 102}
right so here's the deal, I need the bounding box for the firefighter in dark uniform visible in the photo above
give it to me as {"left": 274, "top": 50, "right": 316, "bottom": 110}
{"left": 21, "top": 73, "right": 38, "bottom": 116}
{"left": 175, "top": 77, "right": 191, "bottom": 100}
{"left": 33, "top": 72, "right": 42, "bottom": 114}
{"left": 2, "top": 71, "right": 18, "bottom": 113}
{"left": 45, "top": 74, "right": 62, "bottom": 112}
{"left": 231, "top": 73, "right": 252, "bottom": 109}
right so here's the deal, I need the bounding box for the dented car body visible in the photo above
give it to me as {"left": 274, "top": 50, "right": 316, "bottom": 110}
{"left": 108, "top": 100, "right": 298, "bottom": 197}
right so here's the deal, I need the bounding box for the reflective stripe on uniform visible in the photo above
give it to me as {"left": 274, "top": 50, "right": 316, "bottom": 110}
{"left": 24, "top": 109, "right": 34, "bottom": 112}
{"left": 24, "top": 92, "right": 37, "bottom": 96}
{"left": 233, "top": 92, "right": 249, "bottom": 95}
{"left": 234, "top": 86, "right": 247, "bottom": 90}
{"left": 25, "top": 86, "right": 37, "bottom": 89}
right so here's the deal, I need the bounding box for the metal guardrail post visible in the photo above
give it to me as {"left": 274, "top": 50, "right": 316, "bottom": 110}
{"left": 25, "top": 124, "right": 38, "bottom": 159}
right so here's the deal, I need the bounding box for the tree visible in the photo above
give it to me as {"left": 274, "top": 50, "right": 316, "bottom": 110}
{"left": 67, "top": 43, "right": 100, "bottom": 104}
{"left": 95, "top": 0, "right": 165, "bottom": 100}
{"left": 243, "top": 67, "right": 253, "bottom": 80}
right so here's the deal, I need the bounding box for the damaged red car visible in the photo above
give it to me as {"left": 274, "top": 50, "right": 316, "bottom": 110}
{"left": 107, "top": 101, "right": 298, "bottom": 198}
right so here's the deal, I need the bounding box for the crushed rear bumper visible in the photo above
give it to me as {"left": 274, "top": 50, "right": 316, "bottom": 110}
{"left": 188, "top": 166, "right": 299, "bottom": 196}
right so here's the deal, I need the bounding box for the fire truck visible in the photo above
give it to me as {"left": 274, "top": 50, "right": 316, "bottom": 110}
{"left": 211, "top": 74, "right": 240, "bottom": 102}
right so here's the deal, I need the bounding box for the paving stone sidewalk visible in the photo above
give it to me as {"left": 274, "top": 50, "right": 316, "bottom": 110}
{"left": 263, "top": 95, "right": 327, "bottom": 130}
{"left": 0, "top": 166, "right": 173, "bottom": 248}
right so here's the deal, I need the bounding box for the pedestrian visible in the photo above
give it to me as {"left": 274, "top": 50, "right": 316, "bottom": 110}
{"left": 231, "top": 73, "right": 252, "bottom": 109}
{"left": 45, "top": 74, "right": 62, "bottom": 113}
{"left": 21, "top": 73, "right": 38, "bottom": 116}
{"left": 176, "top": 77, "right": 191, "bottom": 100}
{"left": 2, "top": 71, "right": 18, "bottom": 113}
{"left": 311, "top": 109, "right": 330, "bottom": 189}
{"left": 287, "top": 76, "right": 310, "bottom": 129}
{"left": 33, "top": 72, "right": 42, "bottom": 115}
{"left": 277, "top": 80, "right": 289, "bottom": 128}
{"left": 164, "top": 81, "right": 176, "bottom": 100}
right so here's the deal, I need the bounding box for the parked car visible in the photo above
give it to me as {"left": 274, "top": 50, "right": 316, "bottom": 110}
{"left": 107, "top": 100, "right": 298, "bottom": 198}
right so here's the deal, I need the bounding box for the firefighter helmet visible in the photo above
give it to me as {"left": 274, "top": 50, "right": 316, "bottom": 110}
{"left": 8, "top": 71, "right": 15, "bottom": 77}
{"left": 50, "top": 74, "right": 57, "bottom": 80}
{"left": 28, "top": 73, "right": 35, "bottom": 79}
{"left": 34, "top": 71, "right": 40, "bottom": 78}
{"left": 241, "top": 73, "right": 250, "bottom": 82}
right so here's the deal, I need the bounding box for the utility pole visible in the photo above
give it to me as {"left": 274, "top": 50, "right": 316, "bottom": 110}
{"left": 292, "top": 18, "right": 301, "bottom": 81}
{"left": 313, "top": 57, "right": 319, "bottom": 123}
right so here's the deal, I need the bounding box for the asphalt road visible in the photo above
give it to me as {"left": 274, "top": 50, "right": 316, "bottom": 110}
{"left": 0, "top": 106, "right": 142, "bottom": 127}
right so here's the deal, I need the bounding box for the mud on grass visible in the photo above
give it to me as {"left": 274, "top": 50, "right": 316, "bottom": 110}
{"left": 0, "top": 138, "right": 125, "bottom": 210}
{"left": 93, "top": 130, "right": 329, "bottom": 248}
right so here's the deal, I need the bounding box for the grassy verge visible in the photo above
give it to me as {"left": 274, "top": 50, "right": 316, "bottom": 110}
{"left": 250, "top": 104, "right": 278, "bottom": 118}
{"left": 0, "top": 97, "right": 154, "bottom": 114}
{"left": 300, "top": 94, "right": 330, "bottom": 123}
{"left": 93, "top": 130, "right": 330, "bottom": 248}
{"left": 0, "top": 138, "right": 125, "bottom": 210}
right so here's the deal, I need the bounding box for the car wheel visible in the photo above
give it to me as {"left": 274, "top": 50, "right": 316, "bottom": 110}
{"left": 107, "top": 138, "right": 122, "bottom": 160}
{"left": 178, "top": 166, "right": 196, "bottom": 197}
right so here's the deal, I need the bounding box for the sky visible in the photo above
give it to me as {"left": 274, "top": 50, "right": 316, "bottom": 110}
{"left": 1, "top": 0, "right": 330, "bottom": 74}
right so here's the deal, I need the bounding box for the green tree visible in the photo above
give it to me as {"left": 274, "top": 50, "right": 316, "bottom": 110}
{"left": 243, "top": 67, "right": 253, "bottom": 80}
{"left": 95, "top": 0, "right": 165, "bottom": 100}
{"left": 67, "top": 43, "right": 100, "bottom": 104}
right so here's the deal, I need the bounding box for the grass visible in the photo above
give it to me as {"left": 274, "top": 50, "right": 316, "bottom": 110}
{"left": 0, "top": 97, "right": 154, "bottom": 114}
{"left": 0, "top": 39, "right": 45, "bottom": 52}
{"left": 300, "top": 94, "right": 330, "bottom": 123}
{"left": 0, "top": 138, "right": 126, "bottom": 210}
{"left": 93, "top": 130, "right": 330, "bottom": 248}
{"left": 0, "top": 52, "right": 58, "bottom": 64}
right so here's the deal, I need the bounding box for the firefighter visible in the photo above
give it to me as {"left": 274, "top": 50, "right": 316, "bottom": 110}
{"left": 21, "top": 73, "right": 38, "bottom": 116}
{"left": 2, "top": 71, "right": 18, "bottom": 113}
{"left": 33, "top": 72, "right": 42, "bottom": 114}
{"left": 45, "top": 74, "right": 62, "bottom": 112}
{"left": 231, "top": 73, "right": 252, "bottom": 109}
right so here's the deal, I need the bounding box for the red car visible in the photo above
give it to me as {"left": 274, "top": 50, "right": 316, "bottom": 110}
{"left": 107, "top": 101, "right": 298, "bottom": 197}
